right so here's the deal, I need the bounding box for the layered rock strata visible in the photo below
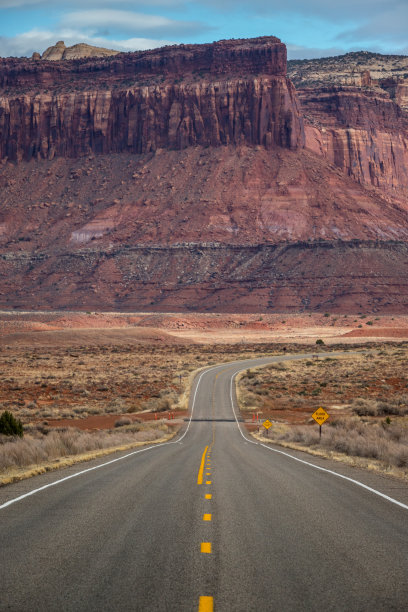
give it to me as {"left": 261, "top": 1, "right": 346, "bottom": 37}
{"left": 0, "top": 148, "right": 407, "bottom": 312}
{"left": 0, "top": 38, "right": 407, "bottom": 313}
{"left": 1, "top": 242, "right": 407, "bottom": 313}
{"left": 301, "top": 88, "right": 408, "bottom": 202}
{"left": 0, "top": 37, "right": 302, "bottom": 161}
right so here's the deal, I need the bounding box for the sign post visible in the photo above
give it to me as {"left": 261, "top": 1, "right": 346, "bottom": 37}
{"left": 312, "top": 407, "right": 329, "bottom": 439}
{"left": 262, "top": 419, "right": 272, "bottom": 437}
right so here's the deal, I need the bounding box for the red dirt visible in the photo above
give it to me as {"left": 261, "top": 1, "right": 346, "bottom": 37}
{"left": 343, "top": 328, "right": 408, "bottom": 338}
{"left": 42, "top": 411, "right": 186, "bottom": 431}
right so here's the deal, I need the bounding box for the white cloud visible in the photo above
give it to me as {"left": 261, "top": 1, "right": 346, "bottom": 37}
{"left": 337, "top": 6, "right": 408, "bottom": 47}
{"left": 62, "top": 9, "right": 208, "bottom": 37}
{"left": 0, "top": 1, "right": 183, "bottom": 7}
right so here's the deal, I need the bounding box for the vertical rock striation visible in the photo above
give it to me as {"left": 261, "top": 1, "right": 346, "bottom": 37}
{"left": 0, "top": 37, "right": 304, "bottom": 162}
{"left": 301, "top": 88, "right": 408, "bottom": 202}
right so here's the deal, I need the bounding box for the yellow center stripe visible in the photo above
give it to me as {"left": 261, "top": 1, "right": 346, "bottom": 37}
{"left": 205, "top": 494, "right": 212, "bottom": 499}
{"left": 198, "top": 596, "right": 213, "bottom": 611}
{"left": 201, "top": 542, "right": 212, "bottom": 553}
{"left": 203, "top": 514, "right": 212, "bottom": 521}
{"left": 197, "top": 446, "right": 209, "bottom": 485}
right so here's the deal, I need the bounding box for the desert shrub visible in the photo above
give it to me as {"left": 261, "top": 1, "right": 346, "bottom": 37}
{"left": 267, "top": 418, "right": 408, "bottom": 469}
{"left": 114, "top": 417, "right": 132, "bottom": 428}
{"left": 0, "top": 427, "right": 172, "bottom": 472}
{"left": 268, "top": 362, "right": 286, "bottom": 371}
{"left": 316, "top": 339, "right": 325, "bottom": 345}
{"left": 352, "top": 397, "right": 408, "bottom": 417}
{"left": 158, "top": 398, "right": 172, "bottom": 412}
{"left": 0, "top": 411, "right": 23, "bottom": 437}
{"left": 352, "top": 398, "right": 378, "bottom": 416}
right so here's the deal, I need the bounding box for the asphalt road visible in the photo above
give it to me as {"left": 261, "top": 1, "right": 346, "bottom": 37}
{"left": 1, "top": 351, "right": 407, "bottom": 611}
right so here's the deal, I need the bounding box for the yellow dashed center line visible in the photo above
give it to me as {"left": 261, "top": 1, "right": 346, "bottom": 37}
{"left": 198, "top": 596, "right": 214, "bottom": 611}
{"left": 201, "top": 542, "right": 212, "bottom": 553}
{"left": 197, "top": 446, "right": 209, "bottom": 485}
{"left": 196, "top": 372, "right": 228, "bottom": 612}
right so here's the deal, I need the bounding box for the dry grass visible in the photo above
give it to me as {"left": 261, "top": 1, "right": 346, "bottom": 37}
{"left": 238, "top": 345, "right": 408, "bottom": 474}
{"left": 0, "top": 339, "right": 294, "bottom": 477}
{"left": 0, "top": 424, "right": 170, "bottom": 473}
{"left": 262, "top": 419, "right": 408, "bottom": 470}
{"left": 239, "top": 347, "right": 408, "bottom": 415}
{"left": 0, "top": 342, "right": 282, "bottom": 425}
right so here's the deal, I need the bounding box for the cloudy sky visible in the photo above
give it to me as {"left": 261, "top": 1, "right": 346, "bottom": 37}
{"left": 0, "top": 0, "right": 407, "bottom": 59}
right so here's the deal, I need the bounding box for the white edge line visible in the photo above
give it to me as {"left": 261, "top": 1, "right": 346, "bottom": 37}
{"left": 230, "top": 372, "right": 258, "bottom": 445}
{"left": 0, "top": 351, "right": 380, "bottom": 511}
{"left": 228, "top": 360, "right": 408, "bottom": 512}
{"left": 259, "top": 443, "right": 408, "bottom": 511}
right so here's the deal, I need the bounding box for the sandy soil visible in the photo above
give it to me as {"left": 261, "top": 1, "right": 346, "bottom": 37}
{"left": 1, "top": 311, "right": 408, "bottom": 346}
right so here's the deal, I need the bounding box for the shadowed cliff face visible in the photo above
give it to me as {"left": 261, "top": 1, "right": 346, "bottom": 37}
{"left": 0, "top": 78, "right": 303, "bottom": 161}
{"left": 301, "top": 88, "right": 408, "bottom": 203}
{"left": 0, "top": 37, "right": 303, "bottom": 161}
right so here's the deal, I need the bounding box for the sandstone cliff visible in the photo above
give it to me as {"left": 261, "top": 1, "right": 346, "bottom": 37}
{"left": 301, "top": 87, "right": 408, "bottom": 203}
{"left": 0, "top": 38, "right": 407, "bottom": 313}
{"left": 0, "top": 37, "right": 303, "bottom": 161}
{"left": 288, "top": 51, "right": 408, "bottom": 203}
{"left": 40, "top": 41, "right": 120, "bottom": 61}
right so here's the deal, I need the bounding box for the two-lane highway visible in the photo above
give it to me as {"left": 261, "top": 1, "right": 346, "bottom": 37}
{"left": 1, "top": 352, "right": 407, "bottom": 611}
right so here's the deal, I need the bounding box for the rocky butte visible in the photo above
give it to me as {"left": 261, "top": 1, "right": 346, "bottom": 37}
{"left": 0, "top": 37, "right": 407, "bottom": 313}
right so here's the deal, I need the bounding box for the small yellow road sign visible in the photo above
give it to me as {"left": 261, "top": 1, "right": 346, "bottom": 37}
{"left": 263, "top": 419, "right": 272, "bottom": 430}
{"left": 312, "top": 407, "right": 329, "bottom": 425}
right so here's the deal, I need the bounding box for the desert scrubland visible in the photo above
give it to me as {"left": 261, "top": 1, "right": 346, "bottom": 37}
{"left": 1, "top": 310, "right": 407, "bottom": 483}
{"left": 238, "top": 346, "right": 408, "bottom": 477}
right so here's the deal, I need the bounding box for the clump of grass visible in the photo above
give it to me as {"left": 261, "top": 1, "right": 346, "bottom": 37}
{"left": 114, "top": 416, "right": 132, "bottom": 427}
{"left": 352, "top": 397, "right": 408, "bottom": 417}
{"left": 0, "top": 426, "right": 170, "bottom": 473}
{"left": 266, "top": 419, "right": 408, "bottom": 469}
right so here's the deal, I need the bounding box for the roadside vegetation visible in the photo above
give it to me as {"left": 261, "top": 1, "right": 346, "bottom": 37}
{"left": 0, "top": 422, "right": 171, "bottom": 476}
{"left": 0, "top": 341, "right": 291, "bottom": 480}
{"left": 238, "top": 345, "right": 408, "bottom": 474}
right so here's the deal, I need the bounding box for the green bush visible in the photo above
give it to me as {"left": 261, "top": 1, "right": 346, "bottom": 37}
{"left": 316, "top": 339, "right": 325, "bottom": 345}
{"left": 0, "top": 411, "right": 24, "bottom": 437}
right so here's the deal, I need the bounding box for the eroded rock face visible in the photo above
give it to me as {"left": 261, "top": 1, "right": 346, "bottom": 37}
{"left": 41, "top": 41, "right": 119, "bottom": 61}
{"left": 301, "top": 88, "right": 408, "bottom": 202}
{"left": 396, "top": 82, "right": 408, "bottom": 111}
{"left": 0, "top": 37, "right": 303, "bottom": 161}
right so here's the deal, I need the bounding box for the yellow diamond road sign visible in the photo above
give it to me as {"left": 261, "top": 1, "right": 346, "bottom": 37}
{"left": 312, "top": 407, "right": 329, "bottom": 425}
{"left": 263, "top": 419, "right": 272, "bottom": 430}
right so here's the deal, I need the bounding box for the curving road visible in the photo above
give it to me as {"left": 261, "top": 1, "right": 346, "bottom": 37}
{"left": 1, "top": 351, "right": 408, "bottom": 611}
